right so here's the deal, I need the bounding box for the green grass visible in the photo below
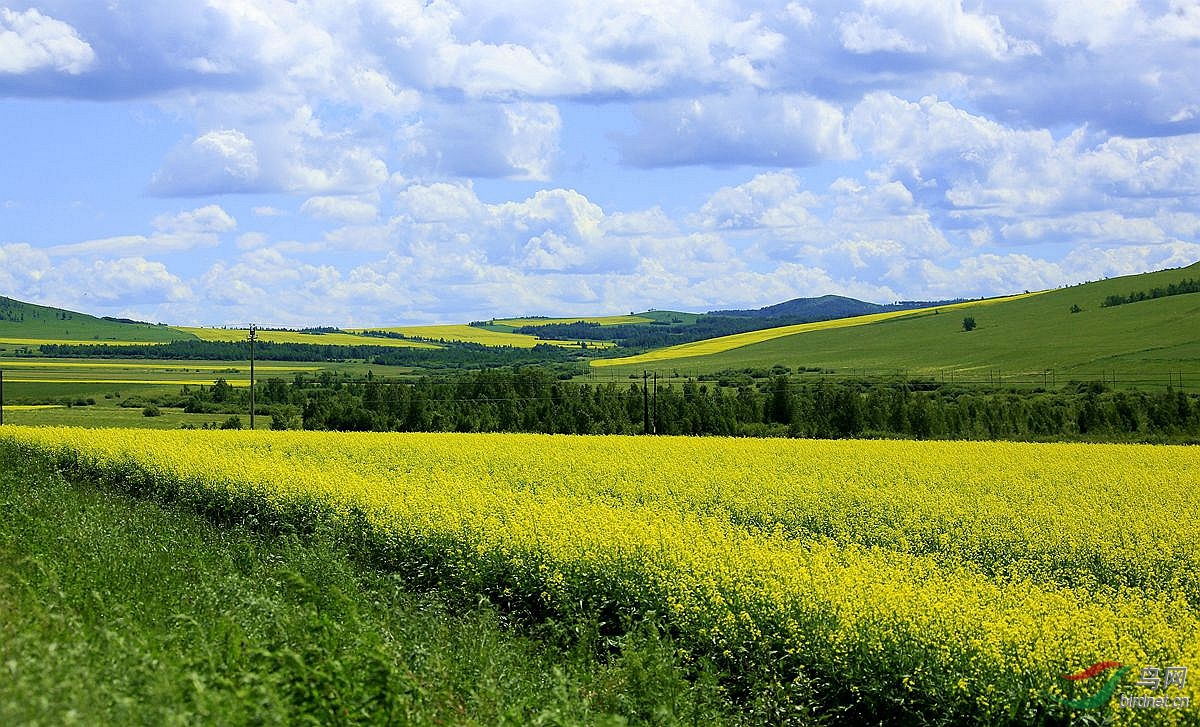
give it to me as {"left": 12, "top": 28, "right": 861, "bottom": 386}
{"left": 0, "top": 403, "right": 253, "bottom": 429}
{"left": 0, "top": 358, "right": 416, "bottom": 416}
{"left": 0, "top": 454, "right": 748, "bottom": 726}
{"left": 0, "top": 296, "right": 193, "bottom": 344}
{"left": 594, "top": 262, "right": 1200, "bottom": 380}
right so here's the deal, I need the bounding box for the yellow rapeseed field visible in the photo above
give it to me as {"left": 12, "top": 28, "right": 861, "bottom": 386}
{"left": 1, "top": 428, "right": 1194, "bottom": 724}
{"left": 351, "top": 324, "right": 612, "bottom": 348}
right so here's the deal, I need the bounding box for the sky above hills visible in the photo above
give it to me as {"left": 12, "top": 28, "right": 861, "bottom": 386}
{"left": 2, "top": 1, "right": 1199, "bottom": 326}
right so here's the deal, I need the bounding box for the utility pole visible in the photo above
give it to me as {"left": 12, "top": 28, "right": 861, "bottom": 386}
{"left": 0, "top": 369, "right": 4, "bottom": 426}
{"left": 248, "top": 324, "right": 257, "bottom": 430}
{"left": 652, "top": 372, "right": 658, "bottom": 434}
{"left": 642, "top": 370, "right": 650, "bottom": 435}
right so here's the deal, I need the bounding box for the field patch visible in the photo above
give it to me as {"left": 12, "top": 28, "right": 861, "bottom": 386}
{"left": 174, "top": 327, "right": 441, "bottom": 349}
{"left": 494, "top": 314, "right": 654, "bottom": 327}
{"left": 0, "top": 337, "right": 171, "bottom": 347}
{"left": 5, "top": 428, "right": 1195, "bottom": 725}
{"left": 0, "top": 360, "right": 318, "bottom": 371}
{"left": 352, "top": 324, "right": 610, "bottom": 348}
{"left": 3, "top": 377, "right": 252, "bottom": 386}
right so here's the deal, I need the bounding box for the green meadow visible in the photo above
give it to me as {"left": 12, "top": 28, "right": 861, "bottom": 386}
{"left": 592, "top": 263, "right": 1200, "bottom": 383}
{"left": 0, "top": 296, "right": 192, "bottom": 346}
{"left": 0, "top": 358, "right": 417, "bottom": 429}
{"left": 0, "top": 454, "right": 740, "bottom": 726}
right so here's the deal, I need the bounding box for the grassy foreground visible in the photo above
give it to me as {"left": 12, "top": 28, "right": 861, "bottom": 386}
{"left": 0, "top": 454, "right": 749, "bottom": 726}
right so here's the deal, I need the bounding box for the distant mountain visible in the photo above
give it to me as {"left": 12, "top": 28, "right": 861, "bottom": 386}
{"left": 710, "top": 295, "right": 966, "bottom": 319}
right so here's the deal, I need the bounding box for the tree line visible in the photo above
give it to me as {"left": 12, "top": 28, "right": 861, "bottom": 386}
{"left": 1101, "top": 278, "right": 1200, "bottom": 307}
{"left": 163, "top": 369, "right": 1200, "bottom": 442}
{"left": 35, "top": 339, "right": 587, "bottom": 369}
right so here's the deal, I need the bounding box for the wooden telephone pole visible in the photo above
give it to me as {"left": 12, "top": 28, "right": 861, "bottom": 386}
{"left": 642, "top": 370, "right": 650, "bottom": 434}
{"left": 248, "top": 324, "right": 257, "bottom": 429}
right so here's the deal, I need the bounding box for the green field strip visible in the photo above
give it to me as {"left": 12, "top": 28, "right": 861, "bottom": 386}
{"left": 591, "top": 293, "right": 1042, "bottom": 368}
{"left": 174, "top": 327, "right": 442, "bottom": 349}
{"left": 0, "top": 337, "right": 171, "bottom": 347}
{"left": 494, "top": 314, "right": 654, "bottom": 327}
{"left": 0, "top": 360, "right": 320, "bottom": 371}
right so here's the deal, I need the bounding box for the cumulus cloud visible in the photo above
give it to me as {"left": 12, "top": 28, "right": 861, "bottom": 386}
{"left": 74, "top": 257, "right": 193, "bottom": 304}
{"left": 397, "top": 101, "right": 561, "bottom": 180}
{"left": 0, "top": 7, "right": 94, "bottom": 75}
{"left": 301, "top": 195, "right": 379, "bottom": 224}
{"left": 153, "top": 204, "right": 237, "bottom": 234}
{"left": 149, "top": 129, "right": 261, "bottom": 195}
{"left": 693, "top": 172, "right": 821, "bottom": 230}
{"left": 0, "top": 242, "right": 51, "bottom": 293}
{"left": 0, "top": 244, "right": 190, "bottom": 312}
{"left": 363, "top": 0, "right": 787, "bottom": 99}
{"left": 46, "top": 205, "right": 236, "bottom": 257}
{"left": 619, "top": 91, "right": 854, "bottom": 168}
{"left": 836, "top": 0, "right": 1035, "bottom": 60}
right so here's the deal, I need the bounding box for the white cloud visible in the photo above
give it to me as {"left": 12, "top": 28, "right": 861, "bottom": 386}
{"left": 0, "top": 242, "right": 51, "bottom": 293}
{"left": 0, "top": 8, "right": 94, "bottom": 75}
{"left": 620, "top": 91, "right": 854, "bottom": 168}
{"left": 367, "top": 0, "right": 788, "bottom": 99}
{"left": 47, "top": 205, "right": 235, "bottom": 257}
{"left": 1, "top": 249, "right": 190, "bottom": 311}
{"left": 149, "top": 129, "right": 261, "bottom": 195}
{"left": 694, "top": 172, "right": 820, "bottom": 230}
{"left": 1045, "top": 0, "right": 1142, "bottom": 50}
{"left": 893, "top": 254, "right": 1069, "bottom": 298}
{"left": 76, "top": 257, "right": 193, "bottom": 304}
{"left": 301, "top": 196, "right": 379, "bottom": 224}
{"left": 837, "top": 0, "right": 1034, "bottom": 59}
{"left": 153, "top": 205, "right": 237, "bottom": 234}
{"left": 397, "top": 101, "right": 561, "bottom": 180}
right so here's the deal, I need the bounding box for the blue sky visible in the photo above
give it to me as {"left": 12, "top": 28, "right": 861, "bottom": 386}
{"left": 2, "top": 1, "right": 1199, "bottom": 326}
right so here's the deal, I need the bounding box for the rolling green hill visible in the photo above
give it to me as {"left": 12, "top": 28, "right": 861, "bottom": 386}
{"left": 0, "top": 297, "right": 194, "bottom": 346}
{"left": 591, "top": 262, "right": 1200, "bottom": 380}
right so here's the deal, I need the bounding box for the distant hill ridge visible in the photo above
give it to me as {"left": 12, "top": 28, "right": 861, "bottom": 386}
{"left": 709, "top": 294, "right": 966, "bottom": 319}
{"left": 0, "top": 295, "right": 189, "bottom": 344}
